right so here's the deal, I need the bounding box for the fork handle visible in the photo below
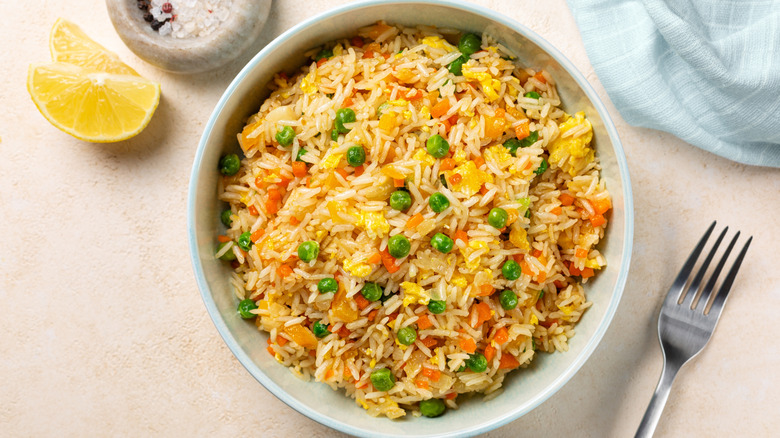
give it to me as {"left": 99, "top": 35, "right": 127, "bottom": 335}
{"left": 635, "top": 360, "right": 682, "bottom": 438}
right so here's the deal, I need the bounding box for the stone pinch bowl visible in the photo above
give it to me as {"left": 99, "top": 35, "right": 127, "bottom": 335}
{"left": 188, "top": 0, "right": 634, "bottom": 436}
{"left": 106, "top": 0, "right": 271, "bottom": 74}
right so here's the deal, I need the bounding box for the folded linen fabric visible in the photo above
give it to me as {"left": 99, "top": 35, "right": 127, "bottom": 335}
{"left": 567, "top": 0, "right": 780, "bottom": 167}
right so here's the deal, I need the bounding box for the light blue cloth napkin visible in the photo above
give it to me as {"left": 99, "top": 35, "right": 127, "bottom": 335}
{"left": 566, "top": 0, "right": 780, "bottom": 167}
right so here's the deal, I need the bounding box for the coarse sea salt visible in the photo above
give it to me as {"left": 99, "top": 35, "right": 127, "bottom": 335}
{"left": 149, "top": 0, "right": 233, "bottom": 38}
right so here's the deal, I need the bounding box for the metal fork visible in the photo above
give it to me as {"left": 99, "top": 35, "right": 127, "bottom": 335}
{"left": 635, "top": 221, "right": 752, "bottom": 438}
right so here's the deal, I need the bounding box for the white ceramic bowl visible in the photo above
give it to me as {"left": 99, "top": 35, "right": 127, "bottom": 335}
{"left": 188, "top": 1, "right": 633, "bottom": 436}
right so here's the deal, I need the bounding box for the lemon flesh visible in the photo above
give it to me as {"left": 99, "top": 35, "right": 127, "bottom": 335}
{"left": 49, "top": 18, "right": 139, "bottom": 76}
{"left": 28, "top": 62, "right": 161, "bottom": 142}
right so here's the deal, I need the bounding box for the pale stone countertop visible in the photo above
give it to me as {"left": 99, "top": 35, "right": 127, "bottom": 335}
{"left": 1, "top": 1, "right": 778, "bottom": 437}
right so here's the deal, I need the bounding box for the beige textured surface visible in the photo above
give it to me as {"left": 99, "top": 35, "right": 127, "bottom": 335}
{"left": 1, "top": 1, "right": 778, "bottom": 436}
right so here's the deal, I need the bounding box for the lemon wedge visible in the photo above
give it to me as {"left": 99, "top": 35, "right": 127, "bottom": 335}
{"left": 27, "top": 62, "right": 161, "bottom": 142}
{"left": 49, "top": 18, "right": 139, "bottom": 76}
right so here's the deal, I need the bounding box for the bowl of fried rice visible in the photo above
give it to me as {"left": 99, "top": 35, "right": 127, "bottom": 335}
{"left": 188, "top": 1, "right": 633, "bottom": 436}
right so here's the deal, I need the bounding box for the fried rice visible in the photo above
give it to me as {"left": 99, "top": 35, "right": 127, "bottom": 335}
{"left": 216, "top": 22, "right": 611, "bottom": 419}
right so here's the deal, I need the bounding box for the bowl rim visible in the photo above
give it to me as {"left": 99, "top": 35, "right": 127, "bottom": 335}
{"left": 188, "top": 1, "right": 634, "bottom": 436}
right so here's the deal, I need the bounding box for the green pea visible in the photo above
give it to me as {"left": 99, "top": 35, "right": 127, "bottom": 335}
{"left": 317, "top": 277, "right": 338, "bottom": 294}
{"left": 428, "top": 192, "right": 450, "bottom": 213}
{"left": 297, "top": 241, "right": 320, "bottom": 263}
{"left": 361, "top": 282, "right": 383, "bottom": 302}
{"left": 502, "top": 260, "right": 522, "bottom": 280}
{"left": 237, "top": 231, "right": 253, "bottom": 252}
{"left": 465, "top": 352, "right": 488, "bottom": 372}
{"left": 370, "top": 368, "right": 395, "bottom": 392}
{"left": 520, "top": 131, "right": 539, "bottom": 148}
{"left": 331, "top": 129, "right": 339, "bottom": 141}
{"left": 448, "top": 56, "right": 468, "bottom": 76}
{"left": 524, "top": 91, "right": 541, "bottom": 99}
{"left": 499, "top": 289, "right": 518, "bottom": 310}
{"left": 218, "top": 153, "right": 240, "bottom": 176}
{"left": 427, "top": 300, "right": 446, "bottom": 314}
{"left": 275, "top": 126, "right": 295, "bottom": 147}
{"left": 426, "top": 134, "right": 450, "bottom": 158}
{"left": 534, "top": 158, "right": 548, "bottom": 176}
{"left": 502, "top": 138, "right": 522, "bottom": 155}
{"left": 396, "top": 326, "right": 417, "bottom": 346}
{"left": 389, "top": 190, "right": 412, "bottom": 211}
{"left": 419, "top": 399, "right": 446, "bottom": 418}
{"left": 237, "top": 299, "right": 257, "bottom": 319}
{"left": 334, "top": 108, "right": 356, "bottom": 134}
{"left": 316, "top": 48, "right": 333, "bottom": 60}
{"left": 312, "top": 320, "right": 330, "bottom": 338}
{"left": 488, "top": 207, "right": 509, "bottom": 229}
{"left": 458, "top": 33, "right": 481, "bottom": 57}
{"left": 346, "top": 146, "right": 366, "bottom": 167}
{"left": 430, "top": 233, "right": 454, "bottom": 254}
{"left": 387, "top": 235, "right": 411, "bottom": 259}
{"left": 296, "top": 148, "right": 307, "bottom": 162}
{"left": 220, "top": 209, "right": 233, "bottom": 227}
{"left": 216, "top": 241, "right": 236, "bottom": 261}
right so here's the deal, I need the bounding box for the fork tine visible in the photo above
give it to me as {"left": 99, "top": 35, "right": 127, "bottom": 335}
{"left": 681, "top": 226, "right": 728, "bottom": 309}
{"left": 663, "top": 221, "right": 716, "bottom": 307}
{"left": 693, "top": 231, "right": 739, "bottom": 311}
{"left": 706, "top": 236, "right": 752, "bottom": 318}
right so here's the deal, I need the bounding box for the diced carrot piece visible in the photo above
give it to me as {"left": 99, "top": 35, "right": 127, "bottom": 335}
{"left": 471, "top": 301, "right": 492, "bottom": 328}
{"left": 363, "top": 49, "right": 374, "bottom": 59}
{"left": 254, "top": 176, "right": 265, "bottom": 189}
{"left": 506, "top": 208, "right": 519, "bottom": 226}
{"left": 560, "top": 193, "right": 575, "bottom": 206}
{"left": 351, "top": 36, "right": 364, "bottom": 48}
{"left": 309, "top": 349, "right": 316, "bottom": 357}
{"left": 354, "top": 165, "right": 365, "bottom": 176}
{"left": 336, "top": 168, "right": 349, "bottom": 179}
{"left": 367, "top": 252, "right": 382, "bottom": 265}
{"left": 479, "top": 284, "right": 494, "bottom": 296}
{"left": 454, "top": 230, "right": 469, "bottom": 244}
{"left": 367, "top": 309, "right": 378, "bottom": 321}
{"left": 539, "top": 318, "right": 558, "bottom": 328}
{"left": 515, "top": 121, "right": 530, "bottom": 140}
{"left": 533, "top": 71, "right": 547, "bottom": 84}
{"left": 431, "top": 98, "right": 451, "bottom": 119}
{"left": 473, "top": 155, "right": 485, "bottom": 168}
{"left": 440, "top": 158, "right": 456, "bottom": 171}
{"left": 325, "top": 369, "right": 335, "bottom": 379}
{"left": 449, "top": 173, "right": 462, "bottom": 185}
{"left": 416, "top": 314, "right": 433, "bottom": 330}
{"left": 268, "top": 187, "right": 281, "bottom": 201}
{"left": 217, "top": 235, "right": 231, "bottom": 243}
{"left": 337, "top": 326, "right": 351, "bottom": 338}
{"left": 267, "top": 346, "right": 275, "bottom": 356}
{"left": 420, "top": 337, "right": 439, "bottom": 348}
{"left": 247, "top": 205, "right": 259, "bottom": 216}
{"left": 343, "top": 96, "right": 353, "bottom": 107}
{"left": 406, "top": 213, "right": 424, "bottom": 229}
{"left": 265, "top": 198, "right": 279, "bottom": 215}
{"left": 479, "top": 184, "right": 489, "bottom": 195}
{"left": 569, "top": 262, "right": 581, "bottom": 276}
{"left": 446, "top": 392, "right": 457, "bottom": 400}
{"left": 317, "top": 58, "right": 327, "bottom": 67}
{"left": 550, "top": 206, "right": 562, "bottom": 215}
{"left": 393, "top": 178, "right": 405, "bottom": 187}
{"left": 292, "top": 161, "right": 307, "bottom": 178}
{"left": 553, "top": 280, "right": 566, "bottom": 289}
{"left": 380, "top": 247, "right": 401, "bottom": 273}
{"left": 512, "top": 253, "right": 524, "bottom": 264}
{"left": 591, "top": 198, "right": 612, "bottom": 215}
{"left": 575, "top": 248, "right": 587, "bottom": 258}
{"left": 354, "top": 293, "right": 370, "bottom": 310}
{"left": 421, "top": 367, "right": 441, "bottom": 382}
{"left": 276, "top": 335, "right": 289, "bottom": 346}
{"left": 532, "top": 249, "right": 542, "bottom": 258}
{"left": 415, "top": 380, "right": 430, "bottom": 390}
{"left": 250, "top": 229, "right": 265, "bottom": 242}
{"left": 277, "top": 265, "right": 293, "bottom": 278}
{"left": 484, "top": 345, "right": 496, "bottom": 362}
{"left": 460, "top": 337, "right": 477, "bottom": 353}
{"left": 590, "top": 214, "right": 606, "bottom": 228}
{"left": 498, "top": 354, "right": 520, "bottom": 369}
{"left": 289, "top": 216, "right": 299, "bottom": 225}
{"left": 494, "top": 327, "right": 509, "bottom": 345}
{"left": 581, "top": 267, "right": 595, "bottom": 278}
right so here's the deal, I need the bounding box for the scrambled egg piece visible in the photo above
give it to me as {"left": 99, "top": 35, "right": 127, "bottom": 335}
{"left": 401, "top": 282, "right": 430, "bottom": 307}
{"left": 320, "top": 142, "right": 344, "bottom": 169}
{"left": 548, "top": 112, "right": 595, "bottom": 176}
{"left": 343, "top": 258, "right": 373, "bottom": 278}
{"left": 484, "top": 145, "right": 513, "bottom": 167}
{"left": 421, "top": 36, "right": 456, "bottom": 52}
{"left": 430, "top": 350, "right": 440, "bottom": 365}
{"left": 462, "top": 62, "right": 501, "bottom": 102}
{"left": 357, "top": 211, "right": 390, "bottom": 238}
{"left": 301, "top": 71, "right": 317, "bottom": 94}
{"left": 332, "top": 44, "right": 344, "bottom": 56}
{"left": 460, "top": 240, "right": 489, "bottom": 272}
{"left": 530, "top": 313, "right": 539, "bottom": 325}
{"left": 451, "top": 275, "right": 468, "bottom": 289}
{"left": 388, "top": 99, "right": 408, "bottom": 107}
{"left": 369, "top": 359, "right": 376, "bottom": 369}
{"left": 359, "top": 400, "right": 369, "bottom": 410}
{"left": 446, "top": 161, "right": 494, "bottom": 197}
{"left": 420, "top": 106, "right": 431, "bottom": 120}
{"left": 509, "top": 226, "right": 531, "bottom": 251}
{"left": 412, "top": 148, "right": 436, "bottom": 167}
{"left": 327, "top": 201, "right": 356, "bottom": 224}
{"left": 585, "top": 258, "right": 604, "bottom": 269}
{"left": 558, "top": 304, "right": 576, "bottom": 315}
